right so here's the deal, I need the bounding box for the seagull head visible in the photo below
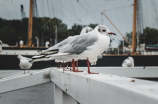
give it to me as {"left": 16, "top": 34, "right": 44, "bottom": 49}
{"left": 128, "top": 57, "right": 134, "bottom": 62}
{"left": 17, "top": 55, "right": 22, "bottom": 60}
{"left": 85, "top": 27, "right": 93, "bottom": 33}
{"left": 80, "top": 27, "right": 93, "bottom": 35}
{"left": 97, "top": 25, "right": 116, "bottom": 36}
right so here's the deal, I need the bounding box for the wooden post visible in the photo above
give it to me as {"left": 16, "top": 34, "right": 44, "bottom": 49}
{"left": 132, "top": 0, "right": 137, "bottom": 54}
{"left": 28, "top": 0, "right": 33, "bottom": 46}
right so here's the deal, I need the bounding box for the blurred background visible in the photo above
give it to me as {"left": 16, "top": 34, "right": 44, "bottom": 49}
{"left": 0, "top": 0, "right": 158, "bottom": 69}
{"left": 0, "top": 0, "right": 157, "bottom": 49}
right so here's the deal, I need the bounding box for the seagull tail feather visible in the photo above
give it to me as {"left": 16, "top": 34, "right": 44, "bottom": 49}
{"left": 46, "top": 53, "right": 70, "bottom": 58}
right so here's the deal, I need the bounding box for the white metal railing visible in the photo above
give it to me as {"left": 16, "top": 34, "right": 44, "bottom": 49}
{"left": 51, "top": 68, "right": 158, "bottom": 104}
{"left": 1, "top": 67, "right": 158, "bottom": 104}
{"left": 0, "top": 68, "right": 50, "bottom": 93}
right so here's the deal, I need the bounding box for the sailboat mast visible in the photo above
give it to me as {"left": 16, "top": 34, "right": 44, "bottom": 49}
{"left": 28, "top": 0, "right": 33, "bottom": 47}
{"left": 101, "top": 12, "right": 131, "bottom": 45}
{"left": 132, "top": 0, "right": 137, "bottom": 54}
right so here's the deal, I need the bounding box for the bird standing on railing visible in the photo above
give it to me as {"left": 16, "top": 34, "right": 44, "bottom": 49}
{"left": 17, "top": 55, "right": 33, "bottom": 74}
{"left": 17, "top": 55, "right": 44, "bottom": 74}
{"left": 122, "top": 56, "right": 134, "bottom": 67}
{"left": 32, "top": 27, "right": 94, "bottom": 71}
{"left": 46, "top": 25, "right": 116, "bottom": 74}
{"left": 35, "top": 27, "right": 93, "bottom": 55}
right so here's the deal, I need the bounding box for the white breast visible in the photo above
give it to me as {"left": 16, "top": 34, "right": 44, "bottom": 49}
{"left": 80, "top": 35, "right": 110, "bottom": 60}
{"left": 19, "top": 59, "right": 32, "bottom": 69}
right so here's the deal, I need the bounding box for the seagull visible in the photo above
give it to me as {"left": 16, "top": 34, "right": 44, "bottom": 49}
{"left": 46, "top": 25, "right": 116, "bottom": 74}
{"left": 122, "top": 56, "right": 134, "bottom": 67}
{"left": 17, "top": 55, "right": 33, "bottom": 74}
{"left": 17, "top": 55, "right": 41, "bottom": 74}
{"left": 34, "top": 27, "right": 93, "bottom": 56}
{"left": 80, "top": 27, "right": 93, "bottom": 35}
{"left": 0, "top": 40, "right": 2, "bottom": 53}
{"left": 32, "top": 27, "right": 93, "bottom": 70}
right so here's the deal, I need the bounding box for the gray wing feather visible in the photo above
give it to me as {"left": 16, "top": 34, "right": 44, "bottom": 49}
{"left": 18, "top": 55, "right": 32, "bottom": 61}
{"left": 57, "top": 36, "right": 76, "bottom": 47}
{"left": 61, "top": 35, "right": 98, "bottom": 54}
{"left": 41, "top": 36, "right": 77, "bottom": 53}
{"left": 122, "top": 59, "right": 128, "bottom": 64}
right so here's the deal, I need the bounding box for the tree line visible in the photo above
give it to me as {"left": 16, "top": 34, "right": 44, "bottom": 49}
{"left": 119, "top": 27, "right": 158, "bottom": 47}
{"left": 0, "top": 17, "right": 157, "bottom": 47}
{"left": 0, "top": 17, "right": 98, "bottom": 46}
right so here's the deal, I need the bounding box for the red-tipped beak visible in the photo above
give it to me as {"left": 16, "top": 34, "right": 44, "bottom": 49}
{"left": 108, "top": 32, "right": 116, "bottom": 35}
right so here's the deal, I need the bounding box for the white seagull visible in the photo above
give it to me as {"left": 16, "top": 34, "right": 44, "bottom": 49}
{"left": 17, "top": 55, "right": 41, "bottom": 74}
{"left": 122, "top": 56, "right": 134, "bottom": 67}
{"left": 34, "top": 27, "right": 93, "bottom": 56}
{"left": 80, "top": 26, "right": 93, "bottom": 35}
{"left": 46, "top": 25, "right": 116, "bottom": 74}
{"left": 17, "top": 55, "right": 33, "bottom": 74}
{"left": 32, "top": 27, "right": 93, "bottom": 70}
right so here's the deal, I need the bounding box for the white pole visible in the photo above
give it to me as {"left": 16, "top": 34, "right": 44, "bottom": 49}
{"left": 123, "top": 40, "right": 124, "bottom": 54}
{"left": 35, "top": 36, "right": 39, "bottom": 47}
{"left": 55, "top": 26, "right": 58, "bottom": 44}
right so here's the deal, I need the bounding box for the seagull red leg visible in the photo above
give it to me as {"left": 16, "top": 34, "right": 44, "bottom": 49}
{"left": 72, "top": 59, "right": 76, "bottom": 72}
{"left": 75, "top": 61, "right": 83, "bottom": 72}
{"left": 87, "top": 58, "right": 98, "bottom": 74}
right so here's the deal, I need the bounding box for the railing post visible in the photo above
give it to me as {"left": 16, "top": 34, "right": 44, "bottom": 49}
{"left": 54, "top": 84, "right": 78, "bottom": 104}
{"left": 62, "top": 91, "right": 78, "bottom": 104}
{"left": 54, "top": 85, "right": 63, "bottom": 104}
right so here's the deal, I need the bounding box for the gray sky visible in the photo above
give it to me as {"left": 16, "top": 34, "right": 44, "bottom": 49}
{"left": 0, "top": 0, "right": 158, "bottom": 47}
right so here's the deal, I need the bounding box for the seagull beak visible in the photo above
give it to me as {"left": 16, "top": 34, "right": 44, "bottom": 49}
{"left": 108, "top": 32, "right": 116, "bottom": 35}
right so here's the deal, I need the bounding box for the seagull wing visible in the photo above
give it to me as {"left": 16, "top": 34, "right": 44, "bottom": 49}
{"left": 19, "top": 55, "right": 32, "bottom": 61}
{"left": 60, "top": 34, "right": 98, "bottom": 54}
{"left": 39, "top": 36, "right": 77, "bottom": 55}
{"left": 122, "top": 59, "right": 128, "bottom": 66}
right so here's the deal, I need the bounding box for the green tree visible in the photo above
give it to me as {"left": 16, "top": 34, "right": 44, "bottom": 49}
{"left": 0, "top": 17, "right": 99, "bottom": 46}
{"left": 118, "top": 27, "right": 158, "bottom": 47}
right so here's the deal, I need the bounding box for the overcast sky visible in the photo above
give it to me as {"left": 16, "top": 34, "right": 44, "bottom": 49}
{"left": 0, "top": 0, "right": 157, "bottom": 47}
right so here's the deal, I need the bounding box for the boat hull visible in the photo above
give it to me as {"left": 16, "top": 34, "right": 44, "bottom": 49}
{"left": 0, "top": 55, "right": 158, "bottom": 69}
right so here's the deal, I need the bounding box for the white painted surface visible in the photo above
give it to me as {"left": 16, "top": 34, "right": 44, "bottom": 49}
{"left": 0, "top": 70, "right": 38, "bottom": 78}
{"left": 1, "top": 67, "right": 158, "bottom": 78}
{"left": 0, "top": 68, "right": 51, "bottom": 93}
{"left": 51, "top": 68, "right": 158, "bottom": 104}
{"left": 0, "top": 50, "right": 38, "bottom": 55}
{"left": 78, "top": 67, "right": 158, "bottom": 78}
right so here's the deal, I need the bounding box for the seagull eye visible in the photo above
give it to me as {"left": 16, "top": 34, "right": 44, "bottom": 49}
{"left": 102, "top": 30, "right": 106, "bottom": 32}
